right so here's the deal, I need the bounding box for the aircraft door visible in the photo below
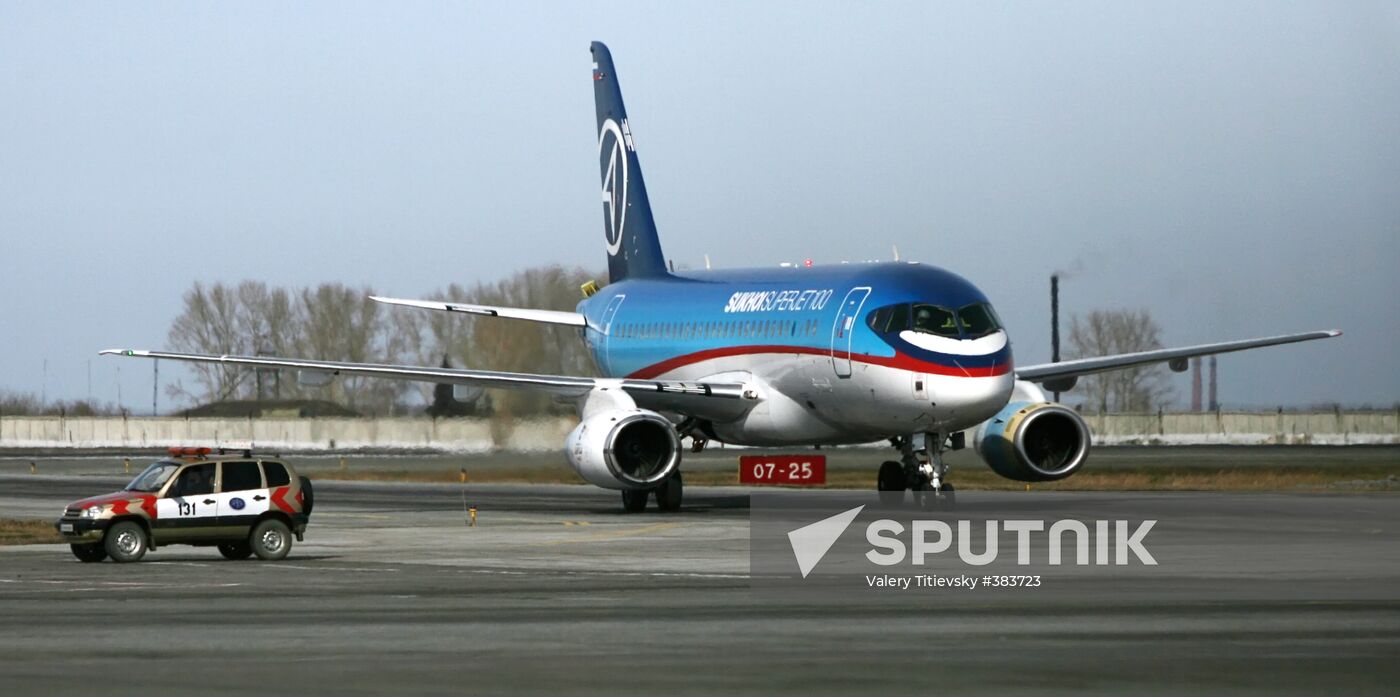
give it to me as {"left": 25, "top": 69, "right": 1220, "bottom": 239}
{"left": 830, "top": 287, "right": 871, "bottom": 378}
{"left": 599, "top": 294, "right": 626, "bottom": 375}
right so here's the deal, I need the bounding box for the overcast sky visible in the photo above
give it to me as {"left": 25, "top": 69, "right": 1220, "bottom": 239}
{"left": 2, "top": 1, "right": 1396, "bottom": 412}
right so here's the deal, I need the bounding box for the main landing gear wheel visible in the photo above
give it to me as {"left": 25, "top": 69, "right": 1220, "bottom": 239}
{"left": 877, "top": 461, "right": 906, "bottom": 507}
{"left": 70, "top": 543, "right": 108, "bottom": 563}
{"left": 896, "top": 432, "right": 958, "bottom": 510}
{"left": 655, "top": 472, "right": 683, "bottom": 512}
{"left": 621, "top": 488, "right": 649, "bottom": 513}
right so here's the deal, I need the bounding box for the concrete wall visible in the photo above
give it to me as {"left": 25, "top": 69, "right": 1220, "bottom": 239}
{"left": 0, "top": 411, "right": 1394, "bottom": 450}
{"left": 1085, "top": 410, "right": 1400, "bottom": 445}
{"left": 0, "top": 416, "right": 577, "bottom": 452}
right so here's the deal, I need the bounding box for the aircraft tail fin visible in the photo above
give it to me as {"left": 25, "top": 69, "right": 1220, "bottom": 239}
{"left": 591, "top": 41, "right": 668, "bottom": 282}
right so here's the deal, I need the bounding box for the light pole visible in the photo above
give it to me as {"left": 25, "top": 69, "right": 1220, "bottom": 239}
{"left": 1050, "top": 274, "right": 1061, "bottom": 403}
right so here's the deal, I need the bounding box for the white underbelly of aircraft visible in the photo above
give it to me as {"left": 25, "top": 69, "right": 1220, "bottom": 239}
{"left": 650, "top": 349, "right": 1013, "bottom": 445}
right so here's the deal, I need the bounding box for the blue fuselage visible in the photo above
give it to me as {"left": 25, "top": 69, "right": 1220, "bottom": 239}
{"left": 576, "top": 262, "right": 1017, "bottom": 444}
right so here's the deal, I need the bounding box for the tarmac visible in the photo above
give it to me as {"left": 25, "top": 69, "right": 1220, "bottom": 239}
{"left": 1, "top": 470, "right": 1398, "bottom": 695}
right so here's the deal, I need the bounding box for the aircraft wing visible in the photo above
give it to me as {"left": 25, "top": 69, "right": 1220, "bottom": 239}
{"left": 99, "top": 349, "right": 755, "bottom": 419}
{"left": 1016, "top": 330, "right": 1341, "bottom": 384}
{"left": 370, "top": 296, "right": 588, "bottom": 328}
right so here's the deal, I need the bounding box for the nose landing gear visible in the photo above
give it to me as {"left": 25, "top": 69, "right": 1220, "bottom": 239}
{"left": 877, "top": 432, "right": 957, "bottom": 508}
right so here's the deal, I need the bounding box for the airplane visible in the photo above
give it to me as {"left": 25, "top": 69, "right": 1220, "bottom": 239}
{"left": 102, "top": 41, "right": 1340, "bottom": 512}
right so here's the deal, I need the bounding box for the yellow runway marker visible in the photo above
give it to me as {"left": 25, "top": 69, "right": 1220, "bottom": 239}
{"left": 561, "top": 521, "right": 593, "bottom": 526}
{"left": 533, "top": 522, "right": 680, "bottom": 546}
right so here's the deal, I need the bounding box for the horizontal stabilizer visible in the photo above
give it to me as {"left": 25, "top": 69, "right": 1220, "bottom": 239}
{"left": 370, "top": 296, "right": 587, "bottom": 327}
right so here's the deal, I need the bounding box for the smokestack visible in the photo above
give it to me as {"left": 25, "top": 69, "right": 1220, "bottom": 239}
{"left": 1191, "top": 357, "right": 1202, "bottom": 412}
{"left": 1050, "top": 274, "right": 1060, "bottom": 402}
{"left": 1208, "top": 356, "right": 1218, "bottom": 411}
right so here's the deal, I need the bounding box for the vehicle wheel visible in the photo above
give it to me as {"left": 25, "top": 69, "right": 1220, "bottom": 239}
{"left": 877, "top": 461, "right": 906, "bottom": 507}
{"left": 656, "top": 472, "right": 683, "bottom": 512}
{"left": 299, "top": 476, "right": 315, "bottom": 515}
{"left": 218, "top": 542, "right": 253, "bottom": 560}
{"left": 250, "top": 519, "right": 293, "bottom": 561}
{"left": 621, "top": 489, "right": 649, "bottom": 513}
{"left": 104, "top": 521, "right": 149, "bottom": 563}
{"left": 70, "top": 543, "right": 108, "bottom": 563}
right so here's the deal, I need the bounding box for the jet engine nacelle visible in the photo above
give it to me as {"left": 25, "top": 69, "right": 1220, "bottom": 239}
{"left": 565, "top": 408, "right": 681, "bottom": 490}
{"left": 973, "top": 401, "right": 1091, "bottom": 482}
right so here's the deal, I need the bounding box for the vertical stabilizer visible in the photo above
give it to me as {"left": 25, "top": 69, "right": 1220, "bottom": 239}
{"left": 591, "top": 42, "right": 668, "bottom": 282}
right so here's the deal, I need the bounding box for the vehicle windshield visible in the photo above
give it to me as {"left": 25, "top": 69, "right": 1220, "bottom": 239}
{"left": 125, "top": 462, "right": 180, "bottom": 492}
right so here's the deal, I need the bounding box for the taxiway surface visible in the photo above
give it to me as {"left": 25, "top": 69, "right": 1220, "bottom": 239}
{"left": 1, "top": 473, "right": 1397, "bottom": 695}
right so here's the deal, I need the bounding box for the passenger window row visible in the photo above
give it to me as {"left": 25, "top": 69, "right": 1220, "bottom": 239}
{"left": 613, "top": 318, "right": 823, "bottom": 341}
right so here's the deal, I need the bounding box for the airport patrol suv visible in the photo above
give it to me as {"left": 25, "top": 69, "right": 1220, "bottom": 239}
{"left": 56, "top": 447, "right": 314, "bottom": 563}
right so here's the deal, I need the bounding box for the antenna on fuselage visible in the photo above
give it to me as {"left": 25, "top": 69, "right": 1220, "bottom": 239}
{"left": 704, "top": 254, "right": 712, "bottom": 270}
{"left": 892, "top": 245, "right": 900, "bottom": 262}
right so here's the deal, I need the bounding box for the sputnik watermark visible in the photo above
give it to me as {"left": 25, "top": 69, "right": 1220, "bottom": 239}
{"left": 787, "top": 505, "right": 1157, "bottom": 579}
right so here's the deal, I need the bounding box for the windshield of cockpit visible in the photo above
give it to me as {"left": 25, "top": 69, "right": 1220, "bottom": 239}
{"left": 125, "top": 462, "right": 180, "bottom": 493}
{"left": 868, "top": 302, "right": 1003, "bottom": 340}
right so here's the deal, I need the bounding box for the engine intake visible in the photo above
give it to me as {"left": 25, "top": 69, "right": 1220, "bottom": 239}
{"left": 974, "top": 401, "right": 1091, "bottom": 482}
{"left": 565, "top": 409, "right": 681, "bottom": 489}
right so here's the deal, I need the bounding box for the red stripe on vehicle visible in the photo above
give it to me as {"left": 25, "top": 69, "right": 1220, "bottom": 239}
{"left": 139, "top": 495, "right": 157, "bottom": 519}
{"left": 625, "top": 345, "right": 1010, "bottom": 380}
{"left": 271, "top": 486, "right": 293, "bottom": 514}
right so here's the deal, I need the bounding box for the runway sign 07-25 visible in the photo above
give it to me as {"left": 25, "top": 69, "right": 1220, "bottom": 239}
{"left": 739, "top": 455, "right": 826, "bottom": 486}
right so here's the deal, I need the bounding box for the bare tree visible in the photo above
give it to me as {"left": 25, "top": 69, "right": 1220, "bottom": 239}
{"left": 162, "top": 267, "right": 603, "bottom": 415}
{"left": 237, "top": 281, "right": 302, "bottom": 400}
{"left": 298, "top": 283, "right": 405, "bottom": 413}
{"left": 392, "top": 283, "right": 475, "bottom": 406}
{"left": 167, "top": 282, "right": 250, "bottom": 401}
{"left": 466, "top": 266, "right": 600, "bottom": 416}
{"left": 0, "top": 390, "right": 122, "bottom": 416}
{"left": 1067, "top": 309, "right": 1172, "bottom": 413}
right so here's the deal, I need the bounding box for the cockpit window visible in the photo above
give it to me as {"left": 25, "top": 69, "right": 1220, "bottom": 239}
{"left": 957, "top": 303, "right": 1001, "bottom": 338}
{"left": 912, "top": 304, "right": 960, "bottom": 338}
{"left": 867, "top": 305, "right": 912, "bottom": 333}
{"left": 885, "top": 304, "right": 909, "bottom": 332}
{"left": 867, "top": 306, "right": 891, "bottom": 331}
{"left": 869, "top": 302, "right": 1002, "bottom": 339}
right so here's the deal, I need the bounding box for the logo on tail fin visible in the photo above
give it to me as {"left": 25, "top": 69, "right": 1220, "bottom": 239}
{"left": 599, "top": 118, "right": 630, "bottom": 256}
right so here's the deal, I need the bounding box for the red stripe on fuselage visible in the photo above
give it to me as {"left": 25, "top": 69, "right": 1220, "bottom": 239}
{"left": 625, "top": 345, "right": 1010, "bottom": 380}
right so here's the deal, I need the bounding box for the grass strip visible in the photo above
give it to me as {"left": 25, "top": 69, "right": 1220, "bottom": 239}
{"left": 0, "top": 518, "right": 63, "bottom": 545}
{"left": 307, "top": 465, "right": 1399, "bottom": 491}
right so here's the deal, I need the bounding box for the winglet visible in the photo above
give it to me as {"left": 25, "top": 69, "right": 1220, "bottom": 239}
{"left": 99, "top": 349, "right": 149, "bottom": 357}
